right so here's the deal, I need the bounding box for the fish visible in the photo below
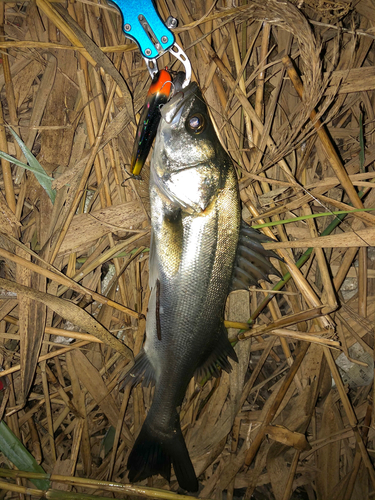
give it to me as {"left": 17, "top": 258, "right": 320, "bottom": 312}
{"left": 121, "top": 78, "right": 281, "bottom": 491}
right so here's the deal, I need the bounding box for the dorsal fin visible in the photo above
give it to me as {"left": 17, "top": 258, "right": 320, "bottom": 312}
{"left": 230, "top": 221, "right": 282, "bottom": 292}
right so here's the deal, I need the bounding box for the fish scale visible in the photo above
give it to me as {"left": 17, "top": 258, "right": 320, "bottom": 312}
{"left": 121, "top": 80, "right": 281, "bottom": 491}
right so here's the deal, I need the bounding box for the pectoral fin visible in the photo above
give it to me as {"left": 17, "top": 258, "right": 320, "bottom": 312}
{"left": 230, "top": 221, "right": 283, "bottom": 292}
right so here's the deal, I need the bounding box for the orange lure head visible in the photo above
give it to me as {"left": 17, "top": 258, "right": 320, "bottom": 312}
{"left": 131, "top": 69, "right": 172, "bottom": 177}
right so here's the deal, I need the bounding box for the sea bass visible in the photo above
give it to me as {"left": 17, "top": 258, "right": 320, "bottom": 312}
{"left": 122, "top": 80, "right": 280, "bottom": 491}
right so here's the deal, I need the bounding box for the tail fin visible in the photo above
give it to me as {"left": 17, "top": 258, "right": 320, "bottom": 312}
{"left": 127, "top": 415, "right": 198, "bottom": 492}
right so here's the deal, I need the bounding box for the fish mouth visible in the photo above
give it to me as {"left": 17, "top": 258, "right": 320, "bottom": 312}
{"left": 160, "top": 82, "right": 198, "bottom": 125}
{"left": 130, "top": 69, "right": 172, "bottom": 176}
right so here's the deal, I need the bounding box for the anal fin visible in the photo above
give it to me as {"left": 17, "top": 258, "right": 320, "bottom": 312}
{"left": 119, "top": 349, "right": 155, "bottom": 389}
{"left": 195, "top": 323, "right": 238, "bottom": 380}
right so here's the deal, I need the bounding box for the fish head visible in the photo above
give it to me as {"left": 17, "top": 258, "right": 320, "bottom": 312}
{"left": 153, "top": 81, "right": 226, "bottom": 212}
{"left": 158, "top": 82, "right": 217, "bottom": 170}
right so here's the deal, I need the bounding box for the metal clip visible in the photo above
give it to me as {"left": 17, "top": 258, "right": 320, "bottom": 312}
{"left": 110, "top": 0, "right": 191, "bottom": 87}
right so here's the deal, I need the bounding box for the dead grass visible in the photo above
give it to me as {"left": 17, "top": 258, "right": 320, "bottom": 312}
{"left": 0, "top": 0, "right": 375, "bottom": 498}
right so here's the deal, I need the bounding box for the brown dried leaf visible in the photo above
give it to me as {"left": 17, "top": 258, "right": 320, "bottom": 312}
{"left": 69, "top": 349, "right": 121, "bottom": 431}
{"left": 0, "top": 276, "right": 132, "bottom": 360}
{"left": 59, "top": 200, "right": 148, "bottom": 256}
{"left": 315, "top": 391, "right": 342, "bottom": 499}
{"left": 266, "top": 424, "right": 311, "bottom": 451}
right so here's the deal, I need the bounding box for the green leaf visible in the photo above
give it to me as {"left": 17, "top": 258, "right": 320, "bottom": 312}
{"left": 0, "top": 151, "right": 51, "bottom": 181}
{"left": 5, "top": 127, "right": 56, "bottom": 203}
{"left": 101, "top": 426, "right": 116, "bottom": 457}
{"left": 252, "top": 207, "right": 375, "bottom": 229}
{"left": 0, "top": 420, "right": 50, "bottom": 490}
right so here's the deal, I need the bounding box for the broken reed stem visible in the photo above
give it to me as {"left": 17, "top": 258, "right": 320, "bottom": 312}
{"left": 0, "top": 15, "right": 19, "bottom": 133}
{"left": 202, "top": 35, "right": 229, "bottom": 93}
{"left": 40, "top": 364, "right": 57, "bottom": 462}
{"left": 281, "top": 450, "right": 300, "bottom": 500}
{"left": 92, "top": 68, "right": 113, "bottom": 205}
{"left": 228, "top": 21, "right": 253, "bottom": 149}
{"left": 0, "top": 98, "right": 16, "bottom": 213}
{"left": 282, "top": 55, "right": 364, "bottom": 211}
{"left": 358, "top": 247, "right": 367, "bottom": 317}
{"left": 36, "top": 0, "right": 97, "bottom": 67}
{"left": 244, "top": 342, "right": 310, "bottom": 466}
{"left": 0, "top": 246, "right": 139, "bottom": 318}
{"left": 302, "top": 204, "right": 337, "bottom": 309}
{"left": 108, "top": 384, "right": 131, "bottom": 480}
{"left": 49, "top": 79, "right": 118, "bottom": 263}
{"left": 342, "top": 404, "right": 372, "bottom": 500}
{"left": 239, "top": 307, "right": 331, "bottom": 340}
{"left": 323, "top": 347, "right": 375, "bottom": 489}
{"left": 3, "top": 315, "right": 102, "bottom": 343}
{"left": 0, "top": 341, "right": 91, "bottom": 377}
{"left": 253, "top": 22, "right": 270, "bottom": 149}
{"left": 0, "top": 7, "right": 19, "bottom": 212}
{"left": 0, "top": 469, "right": 205, "bottom": 500}
{"left": 259, "top": 282, "right": 303, "bottom": 391}
{"left": 77, "top": 69, "right": 106, "bottom": 208}
{"left": 269, "top": 329, "right": 340, "bottom": 348}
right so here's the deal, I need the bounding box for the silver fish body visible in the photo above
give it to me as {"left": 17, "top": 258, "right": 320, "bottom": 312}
{"left": 123, "top": 82, "right": 280, "bottom": 491}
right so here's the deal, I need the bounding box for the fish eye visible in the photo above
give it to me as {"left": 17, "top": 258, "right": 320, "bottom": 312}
{"left": 187, "top": 113, "right": 206, "bottom": 134}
